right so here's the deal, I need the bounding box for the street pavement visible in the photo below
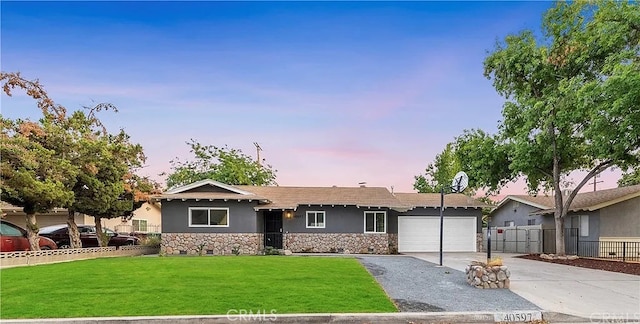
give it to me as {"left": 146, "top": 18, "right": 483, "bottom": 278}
{"left": 406, "top": 252, "right": 640, "bottom": 322}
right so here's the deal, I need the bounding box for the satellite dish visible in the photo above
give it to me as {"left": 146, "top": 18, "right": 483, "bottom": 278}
{"left": 451, "top": 171, "right": 469, "bottom": 193}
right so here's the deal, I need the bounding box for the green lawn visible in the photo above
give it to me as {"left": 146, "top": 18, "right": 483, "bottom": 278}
{"left": 0, "top": 256, "right": 397, "bottom": 319}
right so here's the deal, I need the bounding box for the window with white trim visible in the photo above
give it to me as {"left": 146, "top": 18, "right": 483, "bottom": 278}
{"left": 189, "top": 207, "right": 229, "bottom": 227}
{"left": 364, "top": 211, "right": 386, "bottom": 233}
{"left": 306, "top": 211, "right": 325, "bottom": 228}
{"left": 580, "top": 215, "right": 589, "bottom": 237}
{"left": 132, "top": 219, "right": 148, "bottom": 232}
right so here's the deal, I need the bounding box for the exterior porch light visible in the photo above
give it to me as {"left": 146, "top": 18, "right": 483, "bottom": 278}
{"left": 284, "top": 210, "right": 293, "bottom": 219}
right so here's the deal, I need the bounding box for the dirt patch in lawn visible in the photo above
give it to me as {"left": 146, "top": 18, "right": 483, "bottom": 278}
{"left": 517, "top": 254, "right": 640, "bottom": 276}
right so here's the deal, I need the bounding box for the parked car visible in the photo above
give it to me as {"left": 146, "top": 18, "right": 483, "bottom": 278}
{"left": 0, "top": 220, "right": 58, "bottom": 252}
{"left": 39, "top": 224, "right": 140, "bottom": 248}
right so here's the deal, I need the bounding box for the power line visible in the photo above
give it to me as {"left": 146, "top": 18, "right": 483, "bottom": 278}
{"left": 588, "top": 174, "right": 604, "bottom": 192}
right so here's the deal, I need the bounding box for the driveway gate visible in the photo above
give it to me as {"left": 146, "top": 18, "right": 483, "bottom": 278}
{"left": 483, "top": 225, "right": 543, "bottom": 254}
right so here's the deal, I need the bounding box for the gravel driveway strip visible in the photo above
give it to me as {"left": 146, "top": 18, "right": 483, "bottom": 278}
{"left": 358, "top": 255, "right": 539, "bottom": 312}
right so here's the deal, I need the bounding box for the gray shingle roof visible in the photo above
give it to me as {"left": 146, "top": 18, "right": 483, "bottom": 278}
{"left": 498, "top": 184, "right": 640, "bottom": 215}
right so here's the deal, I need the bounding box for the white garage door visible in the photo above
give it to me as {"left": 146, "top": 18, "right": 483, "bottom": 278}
{"left": 398, "top": 216, "right": 477, "bottom": 252}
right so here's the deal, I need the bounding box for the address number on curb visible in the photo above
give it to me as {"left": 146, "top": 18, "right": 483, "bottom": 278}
{"left": 493, "top": 311, "right": 542, "bottom": 322}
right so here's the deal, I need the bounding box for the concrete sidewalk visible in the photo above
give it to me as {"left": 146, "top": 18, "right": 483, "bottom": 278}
{"left": 406, "top": 252, "right": 640, "bottom": 321}
{"left": 0, "top": 311, "right": 590, "bottom": 324}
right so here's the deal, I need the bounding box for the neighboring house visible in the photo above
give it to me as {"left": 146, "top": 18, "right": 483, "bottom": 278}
{"left": 0, "top": 203, "right": 93, "bottom": 228}
{"left": 103, "top": 202, "right": 162, "bottom": 235}
{"left": 489, "top": 195, "right": 556, "bottom": 229}
{"left": 490, "top": 185, "right": 640, "bottom": 249}
{"left": 153, "top": 179, "right": 488, "bottom": 255}
{"left": 1, "top": 202, "right": 162, "bottom": 235}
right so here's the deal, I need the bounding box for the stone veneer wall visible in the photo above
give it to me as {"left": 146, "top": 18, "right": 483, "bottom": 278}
{"left": 466, "top": 261, "right": 511, "bottom": 289}
{"left": 162, "top": 233, "right": 262, "bottom": 255}
{"left": 285, "top": 233, "right": 397, "bottom": 254}
{"left": 388, "top": 233, "right": 398, "bottom": 254}
{"left": 476, "top": 233, "right": 484, "bottom": 252}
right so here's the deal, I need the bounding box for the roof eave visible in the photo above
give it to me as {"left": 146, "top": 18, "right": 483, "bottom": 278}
{"left": 166, "top": 179, "right": 255, "bottom": 195}
{"left": 497, "top": 195, "right": 552, "bottom": 210}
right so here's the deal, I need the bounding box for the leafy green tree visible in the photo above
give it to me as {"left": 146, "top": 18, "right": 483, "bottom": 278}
{"left": 455, "top": 1, "right": 639, "bottom": 255}
{"left": 1, "top": 72, "right": 151, "bottom": 249}
{"left": 1, "top": 72, "right": 78, "bottom": 250}
{"left": 618, "top": 169, "right": 640, "bottom": 187}
{"left": 165, "top": 139, "right": 277, "bottom": 188}
{"left": 94, "top": 173, "right": 161, "bottom": 247}
{"left": 72, "top": 130, "right": 146, "bottom": 247}
{"left": 454, "top": 129, "right": 513, "bottom": 195}
{"left": 477, "top": 196, "right": 497, "bottom": 227}
{"left": 59, "top": 103, "right": 158, "bottom": 248}
{"left": 413, "top": 143, "right": 462, "bottom": 193}
{"left": 1, "top": 117, "right": 78, "bottom": 250}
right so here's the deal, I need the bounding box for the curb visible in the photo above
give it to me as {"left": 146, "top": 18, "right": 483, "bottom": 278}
{"left": 0, "top": 310, "right": 597, "bottom": 324}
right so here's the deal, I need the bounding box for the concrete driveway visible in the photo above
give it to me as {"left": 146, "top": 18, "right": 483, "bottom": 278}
{"left": 406, "top": 252, "right": 640, "bottom": 321}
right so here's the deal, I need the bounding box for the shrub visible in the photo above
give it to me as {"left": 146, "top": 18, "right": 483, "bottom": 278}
{"left": 140, "top": 234, "right": 161, "bottom": 248}
{"left": 263, "top": 246, "right": 282, "bottom": 255}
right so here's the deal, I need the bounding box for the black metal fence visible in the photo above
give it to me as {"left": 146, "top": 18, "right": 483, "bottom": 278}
{"left": 542, "top": 228, "right": 578, "bottom": 254}
{"left": 576, "top": 240, "right": 640, "bottom": 262}
{"left": 542, "top": 228, "right": 640, "bottom": 262}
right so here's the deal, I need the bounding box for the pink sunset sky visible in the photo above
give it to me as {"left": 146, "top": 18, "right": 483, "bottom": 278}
{"left": 1, "top": 2, "right": 623, "bottom": 200}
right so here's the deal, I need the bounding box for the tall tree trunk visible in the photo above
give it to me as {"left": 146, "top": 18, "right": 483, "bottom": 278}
{"left": 554, "top": 214, "right": 566, "bottom": 256}
{"left": 25, "top": 213, "right": 40, "bottom": 251}
{"left": 550, "top": 118, "right": 566, "bottom": 256}
{"left": 94, "top": 216, "right": 107, "bottom": 247}
{"left": 67, "top": 211, "right": 83, "bottom": 248}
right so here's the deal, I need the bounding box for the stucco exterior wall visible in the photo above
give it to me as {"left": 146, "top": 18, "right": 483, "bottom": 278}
{"left": 598, "top": 197, "right": 640, "bottom": 238}
{"left": 162, "top": 200, "right": 260, "bottom": 233}
{"left": 3, "top": 212, "right": 92, "bottom": 228}
{"left": 565, "top": 211, "right": 600, "bottom": 242}
{"left": 282, "top": 205, "right": 398, "bottom": 234}
{"left": 490, "top": 200, "right": 549, "bottom": 228}
{"left": 102, "top": 202, "right": 162, "bottom": 233}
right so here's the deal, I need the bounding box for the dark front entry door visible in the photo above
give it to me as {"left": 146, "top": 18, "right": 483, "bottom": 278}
{"left": 264, "top": 211, "right": 283, "bottom": 249}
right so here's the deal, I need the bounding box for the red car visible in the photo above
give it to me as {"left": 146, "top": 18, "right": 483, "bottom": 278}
{"left": 39, "top": 224, "right": 140, "bottom": 248}
{"left": 0, "top": 220, "right": 58, "bottom": 252}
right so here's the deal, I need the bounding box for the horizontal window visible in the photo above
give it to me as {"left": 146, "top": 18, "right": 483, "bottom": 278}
{"left": 306, "top": 211, "right": 325, "bottom": 228}
{"left": 132, "top": 219, "right": 148, "bottom": 232}
{"left": 189, "top": 207, "right": 229, "bottom": 227}
{"left": 364, "top": 211, "right": 386, "bottom": 233}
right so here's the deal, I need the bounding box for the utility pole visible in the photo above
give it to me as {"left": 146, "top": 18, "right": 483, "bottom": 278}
{"left": 588, "top": 174, "right": 603, "bottom": 192}
{"left": 253, "top": 142, "right": 262, "bottom": 166}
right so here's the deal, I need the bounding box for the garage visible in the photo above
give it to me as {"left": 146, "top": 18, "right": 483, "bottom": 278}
{"left": 398, "top": 216, "right": 477, "bottom": 252}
